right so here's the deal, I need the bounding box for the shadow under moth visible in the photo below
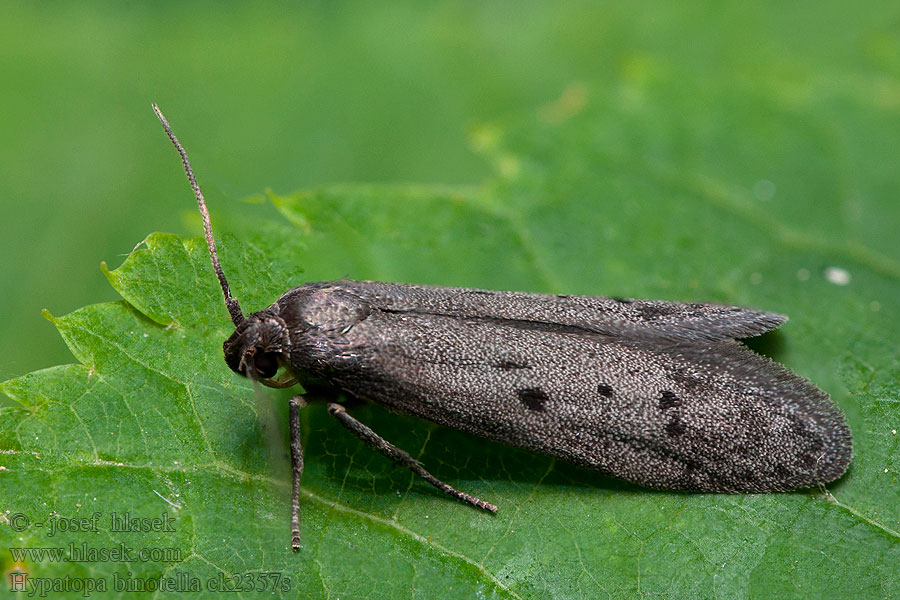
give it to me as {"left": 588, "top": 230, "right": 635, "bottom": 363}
{"left": 151, "top": 104, "right": 852, "bottom": 551}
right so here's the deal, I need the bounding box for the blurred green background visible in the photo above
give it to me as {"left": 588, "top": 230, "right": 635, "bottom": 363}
{"left": 2, "top": 2, "right": 896, "bottom": 382}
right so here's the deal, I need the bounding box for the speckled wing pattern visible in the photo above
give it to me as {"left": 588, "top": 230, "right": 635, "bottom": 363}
{"left": 294, "top": 281, "right": 853, "bottom": 492}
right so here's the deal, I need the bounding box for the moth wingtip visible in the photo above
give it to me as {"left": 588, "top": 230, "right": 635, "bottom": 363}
{"left": 797, "top": 410, "right": 854, "bottom": 490}
{"left": 826, "top": 424, "right": 854, "bottom": 483}
{"left": 759, "top": 311, "right": 788, "bottom": 330}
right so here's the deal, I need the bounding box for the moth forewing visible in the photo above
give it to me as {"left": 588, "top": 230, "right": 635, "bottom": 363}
{"left": 271, "top": 281, "right": 852, "bottom": 493}
{"left": 333, "top": 280, "right": 790, "bottom": 341}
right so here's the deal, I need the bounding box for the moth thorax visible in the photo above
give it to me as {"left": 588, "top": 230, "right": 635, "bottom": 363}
{"left": 300, "top": 288, "right": 372, "bottom": 331}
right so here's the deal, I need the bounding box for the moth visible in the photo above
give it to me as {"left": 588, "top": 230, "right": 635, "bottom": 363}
{"left": 152, "top": 105, "right": 852, "bottom": 551}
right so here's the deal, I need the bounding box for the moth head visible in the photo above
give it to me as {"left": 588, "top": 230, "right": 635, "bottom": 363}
{"left": 223, "top": 311, "right": 296, "bottom": 386}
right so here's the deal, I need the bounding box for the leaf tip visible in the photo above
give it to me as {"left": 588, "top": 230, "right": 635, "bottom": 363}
{"left": 99, "top": 260, "right": 119, "bottom": 288}
{"left": 40, "top": 309, "right": 57, "bottom": 324}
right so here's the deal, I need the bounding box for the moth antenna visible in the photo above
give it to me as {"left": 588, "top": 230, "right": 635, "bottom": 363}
{"left": 152, "top": 104, "right": 244, "bottom": 326}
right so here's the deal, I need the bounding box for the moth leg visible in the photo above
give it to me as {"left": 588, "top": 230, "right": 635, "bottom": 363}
{"left": 289, "top": 395, "right": 307, "bottom": 552}
{"left": 327, "top": 403, "right": 498, "bottom": 513}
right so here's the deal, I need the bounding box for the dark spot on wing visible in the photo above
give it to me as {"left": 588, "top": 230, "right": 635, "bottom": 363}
{"left": 683, "top": 458, "right": 700, "bottom": 473}
{"left": 787, "top": 413, "right": 806, "bottom": 435}
{"left": 556, "top": 294, "right": 571, "bottom": 299}
{"left": 659, "top": 390, "right": 681, "bottom": 410}
{"left": 610, "top": 297, "right": 633, "bottom": 304}
{"left": 495, "top": 359, "right": 531, "bottom": 370}
{"left": 639, "top": 303, "right": 677, "bottom": 320}
{"left": 669, "top": 368, "right": 706, "bottom": 392}
{"left": 773, "top": 464, "right": 790, "bottom": 478}
{"left": 665, "top": 417, "right": 687, "bottom": 437}
{"left": 517, "top": 388, "right": 548, "bottom": 412}
{"left": 738, "top": 469, "right": 758, "bottom": 484}
{"left": 597, "top": 383, "right": 614, "bottom": 397}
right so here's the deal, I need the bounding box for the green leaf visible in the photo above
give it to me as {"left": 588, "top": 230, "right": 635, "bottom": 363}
{"left": 3, "top": 80, "right": 899, "bottom": 599}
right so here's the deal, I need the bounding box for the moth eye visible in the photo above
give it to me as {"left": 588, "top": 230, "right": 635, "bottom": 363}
{"left": 253, "top": 352, "right": 280, "bottom": 379}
